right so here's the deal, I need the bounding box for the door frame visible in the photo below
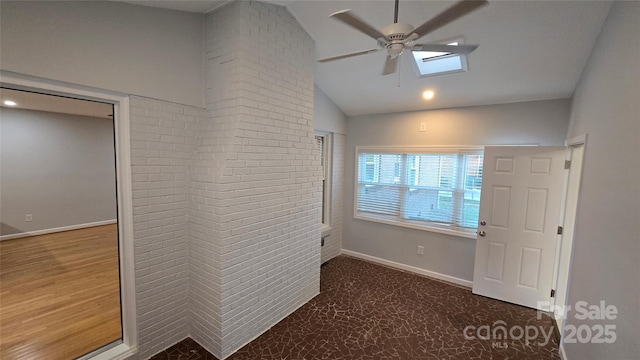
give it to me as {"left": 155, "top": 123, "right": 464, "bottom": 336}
{"left": 0, "top": 71, "right": 138, "bottom": 360}
{"left": 550, "top": 134, "right": 588, "bottom": 350}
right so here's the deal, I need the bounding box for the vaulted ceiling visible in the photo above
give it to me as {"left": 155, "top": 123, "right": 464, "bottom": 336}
{"left": 121, "top": 0, "right": 612, "bottom": 116}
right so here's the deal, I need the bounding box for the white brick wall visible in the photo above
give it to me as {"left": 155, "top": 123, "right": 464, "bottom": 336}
{"left": 130, "top": 96, "right": 202, "bottom": 359}
{"left": 125, "top": 3, "right": 318, "bottom": 358}
{"left": 192, "top": 1, "right": 320, "bottom": 358}
{"left": 321, "top": 133, "right": 345, "bottom": 264}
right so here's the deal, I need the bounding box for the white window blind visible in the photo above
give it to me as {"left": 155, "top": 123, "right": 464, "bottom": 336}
{"left": 356, "top": 147, "right": 483, "bottom": 236}
{"left": 315, "top": 135, "right": 325, "bottom": 180}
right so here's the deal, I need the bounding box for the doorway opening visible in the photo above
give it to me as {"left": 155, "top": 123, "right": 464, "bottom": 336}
{"left": 0, "top": 72, "right": 137, "bottom": 360}
{"left": 0, "top": 88, "right": 121, "bottom": 359}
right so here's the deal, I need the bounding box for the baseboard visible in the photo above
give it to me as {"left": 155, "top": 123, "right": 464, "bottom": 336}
{"left": 220, "top": 290, "right": 320, "bottom": 360}
{"left": 0, "top": 219, "right": 117, "bottom": 241}
{"left": 341, "top": 249, "right": 473, "bottom": 288}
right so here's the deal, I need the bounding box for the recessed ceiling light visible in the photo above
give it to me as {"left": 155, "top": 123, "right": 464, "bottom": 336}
{"left": 3, "top": 100, "right": 17, "bottom": 106}
{"left": 422, "top": 90, "right": 435, "bottom": 100}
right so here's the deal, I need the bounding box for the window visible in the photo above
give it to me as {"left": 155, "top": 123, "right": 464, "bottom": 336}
{"left": 355, "top": 147, "right": 483, "bottom": 237}
{"left": 411, "top": 39, "right": 469, "bottom": 77}
{"left": 315, "top": 133, "right": 332, "bottom": 229}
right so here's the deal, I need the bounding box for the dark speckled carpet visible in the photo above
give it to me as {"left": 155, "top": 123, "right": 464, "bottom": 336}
{"left": 150, "top": 255, "right": 560, "bottom": 360}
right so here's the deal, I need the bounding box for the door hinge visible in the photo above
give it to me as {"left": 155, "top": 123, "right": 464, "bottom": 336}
{"left": 551, "top": 289, "right": 556, "bottom": 298}
{"left": 565, "top": 160, "right": 571, "bottom": 169}
{"left": 557, "top": 226, "right": 563, "bottom": 235}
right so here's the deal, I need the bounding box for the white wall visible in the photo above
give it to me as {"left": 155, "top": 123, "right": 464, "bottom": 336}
{"left": 564, "top": 2, "right": 639, "bottom": 359}
{"left": 0, "top": 1, "right": 203, "bottom": 108}
{"left": 314, "top": 85, "right": 346, "bottom": 135}
{"left": 344, "top": 99, "right": 570, "bottom": 282}
{"left": 0, "top": 108, "right": 116, "bottom": 236}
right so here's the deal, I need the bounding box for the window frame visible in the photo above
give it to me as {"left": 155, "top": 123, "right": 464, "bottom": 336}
{"left": 410, "top": 37, "right": 470, "bottom": 78}
{"left": 353, "top": 146, "right": 484, "bottom": 239}
{"left": 315, "top": 132, "right": 332, "bottom": 233}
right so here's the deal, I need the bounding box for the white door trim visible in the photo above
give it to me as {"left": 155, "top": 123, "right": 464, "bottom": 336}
{"left": 552, "top": 134, "right": 588, "bottom": 350}
{"left": 552, "top": 135, "right": 589, "bottom": 307}
{"left": 566, "top": 134, "right": 588, "bottom": 147}
{"left": 0, "top": 71, "right": 138, "bottom": 359}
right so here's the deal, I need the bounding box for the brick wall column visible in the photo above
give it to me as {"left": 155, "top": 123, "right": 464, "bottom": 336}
{"left": 190, "top": 2, "right": 319, "bottom": 358}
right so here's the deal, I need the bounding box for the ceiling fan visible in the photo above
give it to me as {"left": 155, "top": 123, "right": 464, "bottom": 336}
{"left": 318, "top": 0, "right": 488, "bottom": 75}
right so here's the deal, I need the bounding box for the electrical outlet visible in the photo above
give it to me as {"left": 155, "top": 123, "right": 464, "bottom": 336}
{"left": 25, "top": 214, "right": 33, "bottom": 222}
{"left": 419, "top": 122, "right": 427, "bottom": 132}
{"left": 417, "top": 245, "right": 424, "bottom": 255}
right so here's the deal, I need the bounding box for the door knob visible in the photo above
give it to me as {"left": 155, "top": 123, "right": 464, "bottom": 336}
{"left": 478, "top": 231, "right": 486, "bottom": 237}
{"left": 480, "top": 221, "right": 486, "bottom": 226}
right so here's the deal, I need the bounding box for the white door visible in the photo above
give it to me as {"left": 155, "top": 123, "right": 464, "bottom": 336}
{"left": 473, "top": 146, "right": 566, "bottom": 310}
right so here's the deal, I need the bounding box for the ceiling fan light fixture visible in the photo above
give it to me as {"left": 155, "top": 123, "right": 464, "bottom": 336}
{"left": 388, "top": 43, "right": 405, "bottom": 57}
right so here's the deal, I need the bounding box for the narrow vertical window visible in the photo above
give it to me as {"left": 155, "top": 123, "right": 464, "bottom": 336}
{"left": 315, "top": 133, "right": 332, "bottom": 228}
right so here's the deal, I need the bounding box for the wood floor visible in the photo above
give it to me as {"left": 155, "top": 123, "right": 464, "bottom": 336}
{"left": 0, "top": 224, "right": 122, "bottom": 360}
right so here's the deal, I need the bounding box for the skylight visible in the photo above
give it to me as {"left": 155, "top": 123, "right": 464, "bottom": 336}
{"left": 411, "top": 40, "right": 468, "bottom": 77}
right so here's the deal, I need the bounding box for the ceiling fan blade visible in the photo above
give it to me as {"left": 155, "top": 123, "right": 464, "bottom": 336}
{"left": 330, "top": 9, "right": 386, "bottom": 40}
{"left": 411, "top": 0, "right": 488, "bottom": 40}
{"left": 318, "top": 48, "right": 382, "bottom": 63}
{"left": 412, "top": 44, "right": 479, "bottom": 55}
{"left": 382, "top": 55, "right": 399, "bottom": 76}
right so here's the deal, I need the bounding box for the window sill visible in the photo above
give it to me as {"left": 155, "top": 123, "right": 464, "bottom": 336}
{"left": 354, "top": 213, "right": 477, "bottom": 240}
{"left": 321, "top": 224, "right": 332, "bottom": 238}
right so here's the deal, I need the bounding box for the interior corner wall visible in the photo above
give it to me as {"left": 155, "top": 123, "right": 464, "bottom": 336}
{"left": 0, "top": 1, "right": 204, "bottom": 108}
{"left": 130, "top": 96, "right": 203, "bottom": 359}
{"left": 314, "top": 86, "right": 347, "bottom": 263}
{"left": 0, "top": 108, "right": 116, "bottom": 237}
{"left": 564, "top": 2, "right": 640, "bottom": 359}
{"left": 314, "top": 85, "right": 347, "bottom": 135}
{"left": 187, "top": 1, "right": 239, "bottom": 354}
{"left": 193, "top": 1, "right": 320, "bottom": 358}
{"left": 344, "top": 99, "right": 571, "bottom": 282}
